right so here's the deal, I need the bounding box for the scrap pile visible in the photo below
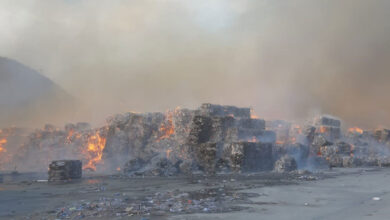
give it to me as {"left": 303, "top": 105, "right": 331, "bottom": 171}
{"left": 114, "top": 104, "right": 274, "bottom": 175}
{"left": 1, "top": 103, "right": 390, "bottom": 175}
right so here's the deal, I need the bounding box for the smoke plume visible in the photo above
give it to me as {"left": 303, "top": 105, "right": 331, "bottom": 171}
{"left": 0, "top": 0, "right": 389, "bottom": 129}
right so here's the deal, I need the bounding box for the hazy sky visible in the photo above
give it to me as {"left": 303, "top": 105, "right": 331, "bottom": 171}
{"left": 1, "top": 0, "right": 390, "bottom": 128}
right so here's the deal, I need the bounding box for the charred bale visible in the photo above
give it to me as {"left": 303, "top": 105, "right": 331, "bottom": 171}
{"left": 328, "top": 155, "right": 343, "bottom": 168}
{"left": 123, "top": 158, "right": 147, "bottom": 173}
{"left": 187, "top": 115, "right": 214, "bottom": 146}
{"left": 342, "top": 156, "right": 363, "bottom": 167}
{"left": 303, "top": 126, "right": 316, "bottom": 144}
{"left": 103, "top": 112, "right": 166, "bottom": 168}
{"left": 266, "top": 120, "right": 291, "bottom": 144}
{"left": 146, "top": 157, "right": 179, "bottom": 176}
{"left": 48, "top": 160, "right": 82, "bottom": 182}
{"left": 227, "top": 142, "right": 273, "bottom": 172}
{"left": 314, "top": 116, "right": 341, "bottom": 140}
{"left": 378, "top": 157, "right": 390, "bottom": 167}
{"left": 314, "top": 116, "right": 341, "bottom": 127}
{"left": 237, "top": 118, "right": 266, "bottom": 140}
{"left": 374, "top": 129, "right": 390, "bottom": 143}
{"left": 274, "top": 155, "right": 297, "bottom": 173}
{"left": 336, "top": 142, "right": 352, "bottom": 155}
{"left": 195, "top": 142, "right": 217, "bottom": 174}
{"left": 197, "top": 103, "right": 251, "bottom": 118}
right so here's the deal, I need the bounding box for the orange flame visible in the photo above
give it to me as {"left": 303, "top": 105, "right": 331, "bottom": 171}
{"left": 348, "top": 127, "right": 363, "bottom": 134}
{"left": 250, "top": 108, "right": 259, "bottom": 119}
{"left": 0, "top": 138, "right": 7, "bottom": 153}
{"left": 157, "top": 111, "right": 175, "bottom": 141}
{"left": 83, "top": 133, "right": 106, "bottom": 171}
{"left": 292, "top": 125, "right": 302, "bottom": 134}
{"left": 248, "top": 136, "right": 258, "bottom": 143}
{"left": 318, "top": 126, "right": 328, "bottom": 133}
{"left": 65, "top": 129, "right": 74, "bottom": 143}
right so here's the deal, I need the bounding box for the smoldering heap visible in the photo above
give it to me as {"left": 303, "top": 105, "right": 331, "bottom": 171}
{"left": 104, "top": 103, "right": 273, "bottom": 175}
{"left": 1, "top": 103, "right": 390, "bottom": 176}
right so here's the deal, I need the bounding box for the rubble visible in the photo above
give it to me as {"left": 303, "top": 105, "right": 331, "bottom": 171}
{"left": 2, "top": 103, "right": 390, "bottom": 176}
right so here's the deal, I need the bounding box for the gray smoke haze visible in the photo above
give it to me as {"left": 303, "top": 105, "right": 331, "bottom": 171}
{"left": 0, "top": 0, "right": 389, "bottom": 129}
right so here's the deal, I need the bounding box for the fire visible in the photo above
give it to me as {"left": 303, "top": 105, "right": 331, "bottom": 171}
{"left": 248, "top": 136, "right": 258, "bottom": 143}
{"left": 0, "top": 138, "right": 7, "bottom": 153}
{"left": 348, "top": 127, "right": 363, "bottom": 134}
{"left": 157, "top": 111, "right": 175, "bottom": 141}
{"left": 65, "top": 129, "right": 74, "bottom": 143}
{"left": 83, "top": 132, "right": 106, "bottom": 171}
{"left": 250, "top": 108, "right": 259, "bottom": 119}
{"left": 318, "top": 126, "right": 329, "bottom": 134}
{"left": 292, "top": 125, "right": 302, "bottom": 134}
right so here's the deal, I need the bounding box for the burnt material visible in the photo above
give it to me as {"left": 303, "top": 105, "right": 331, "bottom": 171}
{"left": 227, "top": 142, "right": 273, "bottom": 172}
{"left": 48, "top": 160, "right": 82, "bottom": 181}
{"left": 195, "top": 142, "right": 217, "bottom": 174}
{"left": 314, "top": 116, "right": 341, "bottom": 127}
{"left": 197, "top": 103, "right": 251, "bottom": 118}
{"left": 274, "top": 155, "right": 297, "bottom": 173}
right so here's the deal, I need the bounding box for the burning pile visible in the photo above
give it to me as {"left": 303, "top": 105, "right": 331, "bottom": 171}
{"left": 1, "top": 103, "right": 390, "bottom": 175}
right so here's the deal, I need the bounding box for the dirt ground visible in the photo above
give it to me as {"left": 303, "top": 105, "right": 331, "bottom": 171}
{"left": 1, "top": 168, "right": 389, "bottom": 220}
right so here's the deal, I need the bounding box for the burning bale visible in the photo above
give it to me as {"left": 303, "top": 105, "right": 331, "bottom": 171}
{"left": 48, "top": 160, "right": 82, "bottom": 182}
{"left": 314, "top": 116, "right": 341, "bottom": 140}
{"left": 373, "top": 129, "right": 390, "bottom": 144}
{"left": 266, "top": 120, "right": 291, "bottom": 145}
{"left": 3, "top": 103, "right": 390, "bottom": 176}
{"left": 185, "top": 104, "right": 272, "bottom": 174}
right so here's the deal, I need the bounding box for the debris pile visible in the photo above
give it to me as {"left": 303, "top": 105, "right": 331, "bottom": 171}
{"left": 51, "top": 187, "right": 257, "bottom": 219}
{"left": 1, "top": 103, "right": 390, "bottom": 175}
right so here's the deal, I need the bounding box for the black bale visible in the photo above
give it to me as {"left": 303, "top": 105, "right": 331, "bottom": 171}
{"left": 197, "top": 103, "right": 251, "bottom": 118}
{"left": 227, "top": 142, "right": 273, "bottom": 172}
{"left": 314, "top": 116, "right": 341, "bottom": 127}
{"left": 195, "top": 142, "right": 217, "bottom": 174}
{"left": 48, "top": 160, "right": 82, "bottom": 181}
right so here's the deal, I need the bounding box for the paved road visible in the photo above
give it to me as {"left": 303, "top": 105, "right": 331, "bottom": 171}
{"left": 171, "top": 168, "right": 390, "bottom": 220}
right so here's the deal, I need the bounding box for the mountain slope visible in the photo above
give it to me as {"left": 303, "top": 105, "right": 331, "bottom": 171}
{"left": 0, "top": 57, "right": 75, "bottom": 127}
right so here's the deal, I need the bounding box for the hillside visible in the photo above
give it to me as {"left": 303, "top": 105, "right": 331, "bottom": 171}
{"left": 0, "top": 57, "right": 75, "bottom": 127}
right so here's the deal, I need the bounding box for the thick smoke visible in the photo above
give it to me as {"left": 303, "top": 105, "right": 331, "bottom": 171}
{"left": 0, "top": 0, "right": 390, "bottom": 128}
